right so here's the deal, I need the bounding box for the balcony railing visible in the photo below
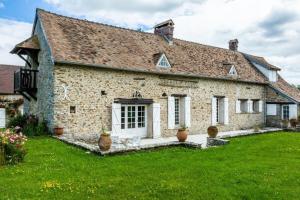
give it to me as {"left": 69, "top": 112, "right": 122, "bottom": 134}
{"left": 14, "top": 68, "right": 38, "bottom": 100}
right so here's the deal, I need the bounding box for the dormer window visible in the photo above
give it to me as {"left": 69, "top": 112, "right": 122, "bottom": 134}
{"left": 228, "top": 65, "right": 238, "bottom": 76}
{"left": 157, "top": 54, "right": 171, "bottom": 68}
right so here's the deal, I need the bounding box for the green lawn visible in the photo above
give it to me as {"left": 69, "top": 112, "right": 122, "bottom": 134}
{"left": 1, "top": 132, "right": 300, "bottom": 200}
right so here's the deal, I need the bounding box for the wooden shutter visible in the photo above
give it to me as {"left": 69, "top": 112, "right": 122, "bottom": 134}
{"left": 248, "top": 100, "right": 253, "bottom": 113}
{"left": 224, "top": 98, "right": 229, "bottom": 125}
{"left": 289, "top": 104, "right": 297, "bottom": 119}
{"left": 152, "top": 103, "right": 161, "bottom": 138}
{"left": 236, "top": 100, "right": 241, "bottom": 113}
{"left": 211, "top": 97, "right": 217, "bottom": 125}
{"left": 168, "top": 96, "right": 175, "bottom": 129}
{"left": 258, "top": 100, "right": 263, "bottom": 113}
{"left": 0, "top": 108, "right": 5, "bottom": 128}
{"left": 111, "top": 103, "right": 121, "bottom": 136}
{"left": 184, "top": 96, "right": 191, "bottom": 128}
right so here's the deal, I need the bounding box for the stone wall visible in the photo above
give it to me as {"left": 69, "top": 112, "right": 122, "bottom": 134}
{"left": 24, "top": 18, "right": 55, "bottom": 129}
{"left": 52, "top": 65, "right": 265, "bottom": 138}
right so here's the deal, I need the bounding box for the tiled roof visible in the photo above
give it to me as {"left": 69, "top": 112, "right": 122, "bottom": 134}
{"left": 36, "top": 9, "right": 267, "bottom": 84}
{"left": 10, "top": 35, "right": 40, "bottom": 54}
{"left": 270, "top": 75, "right": 300, "bottom": 103}
{"left": 243, "top": 54, "right": 281, "bottom": 71}
{"left": 0, "top": 65, "right": 21, "bottom": 94}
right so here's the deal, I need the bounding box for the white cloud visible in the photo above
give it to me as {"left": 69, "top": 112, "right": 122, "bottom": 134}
{"left": 0, "top": 18, "right": 32, "bottom": 65}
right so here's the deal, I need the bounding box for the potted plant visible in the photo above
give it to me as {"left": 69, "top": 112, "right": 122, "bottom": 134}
{"left": 281, "top": 119, "right": 289, "bottom": 129}
{"left": 177, "top": 126, "right": 188, "bottom": 142}
{"left": 54, "top": 123, "right": 64, "bottom": 136}
{"left": 207, "top": 126, "right": 218, "bottom": 138}
{"left": 290, "top": 119, "right": 298, "bottom": 128}
{"left": 98, "top": 128, "right": 112, "bottom": 151}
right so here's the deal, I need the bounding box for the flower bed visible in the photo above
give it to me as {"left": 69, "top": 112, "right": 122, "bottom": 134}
{"left": 0, "top": 129, "right": 27, "bottom": 165}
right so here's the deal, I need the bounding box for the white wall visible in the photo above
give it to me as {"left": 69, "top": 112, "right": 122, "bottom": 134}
{"left": 254, "top": 63, "right": 277, "bottom": 82}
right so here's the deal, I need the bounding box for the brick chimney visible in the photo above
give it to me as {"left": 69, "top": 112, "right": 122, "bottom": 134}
{"left": 229, "top": 39, "right": 239, "bottom": 51}
{"left": 154, "top": 19, "right": 174, "bottom": 44}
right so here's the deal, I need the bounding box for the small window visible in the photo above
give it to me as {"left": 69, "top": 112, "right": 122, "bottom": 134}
{"left": 282, "top": 105, "right": 289, "bottom": 120}
{"left": 240, "top": 99, "right": 248, "bottom": 113}
{"left": 157, "top": 54, "right": 171, "bottom": 68}
{"left": 229, "top": 65, "right": 238, "bottom": 76}
{"left": 252, "top": 100, "right": 260, "bottom": 113}
{"left": 215, "top": 97, "right": 225, "bottom": 124}
{"left": 267, "top": 104, "right": 277, "bottom": 116}
{"left": 174, "top": 98, "right": 180, "bottom": 125}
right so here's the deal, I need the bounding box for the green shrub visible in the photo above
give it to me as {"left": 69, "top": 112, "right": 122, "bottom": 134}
{"left": 7, "top": 115, "right": 27, "bottom": 128}
{"left": 4, "top": 143, "right": 26, "bottom": 165}
{"left": 7, "top": 115, "right": 49, "bottom": 136}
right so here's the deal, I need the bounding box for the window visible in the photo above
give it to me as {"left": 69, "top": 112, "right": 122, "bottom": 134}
{"left": 157, "top": 54, "right": 171, "bottom": 68}
{"left": 138, "top": 106, "right": 146, "bottom": 128}
{"left": 267, "top": 104, "right": 277, "bottom": 116}
{"left": 215, "top": 97, "right": 225, "bottom": 124}
{"left": 121, "top": 105, "right": 146, "bottom": 130}
{"left": 174, "top": 98, "right": 180, "bottom": 125}
{"left": 228, "top": 65, "right": 238, "bottom": 76}
{"left": 121, "top": 106, "right": 125, "bottom": 129}
{"left": 283, "top": 105, "right": 289, "bottom": 120}
{"left": 252, "top": 100, "right": 260, "bottom": 113}
{"left": 240, "top": 99, "right": 248, "bottom": 113}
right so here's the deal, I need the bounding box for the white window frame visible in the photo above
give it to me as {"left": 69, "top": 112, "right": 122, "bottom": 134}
{"left": 252, "top": 100, "right": 260, "bottom": 113}
{"left": 156, "top": 54, "right": 171, "bottom": 68}
{"left": 120, "top": 105, "right": 148, "bottom": 137}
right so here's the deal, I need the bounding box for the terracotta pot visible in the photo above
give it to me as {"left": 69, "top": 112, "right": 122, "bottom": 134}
{"left": 54, "top": 127, "right": 64, "bottom": 136}
{"left": 0, "top": 144, "right": 5, "bottom": 166}
{"left": 177, "top": 129, "right": 188, "bottom": 142}
{"left": 98, "top": 134, "right": 112, "bottom": 151}
{"left": 207, "top": 126, "right": 218, "bottom": 138}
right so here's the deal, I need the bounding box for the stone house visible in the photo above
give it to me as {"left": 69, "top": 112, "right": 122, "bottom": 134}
{"left": 0, "top": 65, "right": 24, "bottom": 128}
{"left": 10, "top": 9, "right": 300, "bottom": 139}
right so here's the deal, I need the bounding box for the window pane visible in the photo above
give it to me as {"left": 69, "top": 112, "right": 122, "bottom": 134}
{"left": 138, "top": 106, "right": 145, "bottom": 128}
{"left": 121, "top": 106, "right": 125, "bottom": 129}
{"left": 175, "top": 98, "right": 180, "bottom": 125}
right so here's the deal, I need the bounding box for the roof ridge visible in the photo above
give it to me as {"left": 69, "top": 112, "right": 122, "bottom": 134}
{"left": 37, "top": 8, "right": 239, "bottom": 54}
{"left": 36, "top": 8, "right": 155, "bottom": 36}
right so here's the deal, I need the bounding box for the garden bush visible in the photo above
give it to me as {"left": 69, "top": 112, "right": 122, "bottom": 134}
{"left": 7, "top": 115, "right": 49, "bottom": 136}
{"left": 0, "top": 129, "right": 27, "bottom": 165}
{"left": 290, "top": 119, "right": 298, "bottom": 128}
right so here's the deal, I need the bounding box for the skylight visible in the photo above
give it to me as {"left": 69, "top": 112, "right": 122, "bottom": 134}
{"left": 157, "top": 54, "right": 171, "bottom": 68}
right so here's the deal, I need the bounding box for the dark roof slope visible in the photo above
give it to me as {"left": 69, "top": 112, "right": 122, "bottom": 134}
{"left": 0, "top": 65, "right": 21, "bottom": 94}
{"left": 270, "top": 75, "right": 300, "bottom": 102}
{"left": 243, "top": 54, "right": 281, "bottom": 71}
{"left": 11, "top": 35, "right": 40, "bottom": 54}
{"left": 36, "top": 9, "right": 266, "bottom": 84}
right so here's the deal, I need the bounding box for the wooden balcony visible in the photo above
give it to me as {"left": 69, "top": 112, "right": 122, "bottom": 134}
{"left": 14, "top": 68, "right": 38, "bottom": 100}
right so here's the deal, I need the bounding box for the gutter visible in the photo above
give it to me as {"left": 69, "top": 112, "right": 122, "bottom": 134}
{"left": 54, "top": 60, "right": 267, "bottom": 86}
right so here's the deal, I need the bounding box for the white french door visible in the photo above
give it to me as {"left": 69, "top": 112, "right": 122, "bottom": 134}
{"left": 120, "top": 105, "right": 148, "bottom": 138}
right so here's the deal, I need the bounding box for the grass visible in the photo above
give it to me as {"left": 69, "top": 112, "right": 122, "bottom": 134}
{"left": 1, "top": 132, "right": 300, "bottom": 200}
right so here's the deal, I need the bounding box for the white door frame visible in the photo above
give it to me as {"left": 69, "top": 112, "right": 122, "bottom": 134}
{"left": 120, "top": 104, "right": 148, "bottom": 138}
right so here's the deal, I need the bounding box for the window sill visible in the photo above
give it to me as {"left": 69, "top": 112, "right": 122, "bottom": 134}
{"left": 238, "top": 112, "right": 262, "bottom": 114}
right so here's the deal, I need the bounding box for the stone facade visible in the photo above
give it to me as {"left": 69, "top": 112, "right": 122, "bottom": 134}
{"left": 24, "top": 18, "right": 55, "bottom": 129}
{"left": 49, "top": 64, "right": 265, "bottom": 138}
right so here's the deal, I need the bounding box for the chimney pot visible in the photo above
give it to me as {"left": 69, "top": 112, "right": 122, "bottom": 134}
{"left": 229, "top": 39, "right": 239, "bottom": 51}
{"left": 154, "top": 19, "right": 174, "bottom": 44}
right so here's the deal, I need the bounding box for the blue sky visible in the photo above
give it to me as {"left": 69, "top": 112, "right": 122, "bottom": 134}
{"left": 0, "top": 0, "right": 55, "bottom": 22}
{"left": 0, "top": 0, "right": 300, "bottom": 84}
